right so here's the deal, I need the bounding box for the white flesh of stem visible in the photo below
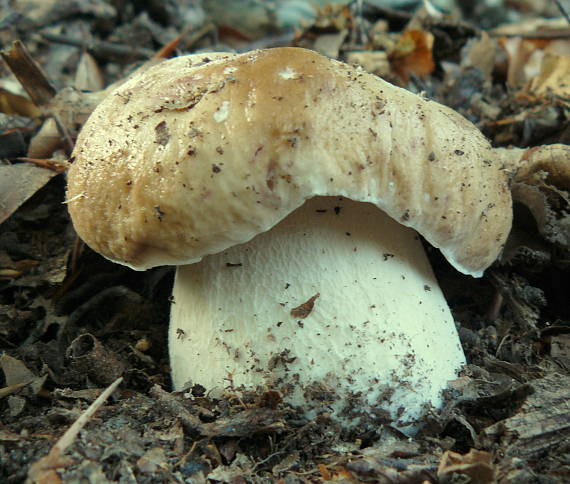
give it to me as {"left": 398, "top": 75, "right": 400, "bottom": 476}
{"left": 169, "top": 196, "right": 465, "bottom": 433}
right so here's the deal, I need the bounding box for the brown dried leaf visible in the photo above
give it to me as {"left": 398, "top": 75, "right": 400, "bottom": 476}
{"left": 437, "top": 449, "right": 495, "bottom": 484}
{"left": 492, "top": 17, "right": 570, "bottom": 37}
{"left": 201, "top": 407, "right": 285, "bottom": 437}
{"left": 1, "top": 40, "right": 56, "bottom": 106}
{"left": 0, "top": 87, "right": 40, "bottom": 117}
{"left": 74, "top": 52, "right": 105, "bottom": 92}
{"left": 499, "top": 33, "right": 570, "bottom": 91}
{"left": 345, "top": 51, "right": 390, "bottom": 77}
{"left": 500, "top": 37, "right": 546, "bottom": 89}
{"left": 481, "top": 373, "right": 570, "bottom": 459}
{"left": 206, "top": 454, "right": 253, "bottom": 483}
{"left": 136, "top": 447, "right": 167, "bottom": 473}
{"left": 0, "top": 162, "right": 59, "bottom": 225}
{"left": 290, "top": 293, "right": 320, "bottom": 319}
{"left": 27, "top": 118, "right": 64, "bottom": 159}
{"left": 462, "top": 32, "right": 497, "bottom": 78}
{"left": 529, "top": 52, "right": 570, "bottom": 98}
{"left": 389, "top": 30, "right": 435, "bottom": 82}
{"left": 0, "top": 353, "right": 36, "bottom": 386}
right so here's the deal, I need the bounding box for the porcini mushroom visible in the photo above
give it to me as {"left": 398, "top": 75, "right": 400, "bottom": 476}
{"left": 67, "top": 48, "right": 518, "bottom": 432}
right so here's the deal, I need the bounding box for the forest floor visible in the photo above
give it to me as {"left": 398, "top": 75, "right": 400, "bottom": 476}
{"left": 1, "top": 1, "right": 569, "bottom": 483}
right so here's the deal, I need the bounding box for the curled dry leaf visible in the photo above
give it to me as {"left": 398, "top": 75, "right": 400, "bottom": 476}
{"left": 498, "top": 30, "right": 570, "bottom": 91}
{"left": 345, "top": 51, "right": 391, "bottom": 78}
{"left": 0, "top": 87, "right": 40, "bottom": 118}
{"left": 481, "top": 373, "right": 570, "bottom": 459}
{"left": 511, "top": 145, "right": 570, "bottom": 247}
{"left": 0, "top": 162, "right": 59, "bottom": 225}
{"left": 437, "top": 449, "right": 495, "bottom": 484}
{"left": 66, "top": 333, "right": 127, "bottom": 386}
{"left": 290, "top": 293, "right": 320, "bottom": 319}
{"left": 461, "top": 32, "right": 497, "bottom": 79}
{"left": 529, "top": 52, "right": 570, "bottom": 99}
{"left": 389, "top": 30, "right": 435, "bottom": 82}
{"left": 27, "top": 118, "right": 65, "bottom": 159}
{"left": 74, "top": 52, "right": 105, "bottom": 92}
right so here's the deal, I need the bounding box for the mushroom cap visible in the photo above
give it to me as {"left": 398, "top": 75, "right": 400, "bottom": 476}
{"left": 67, "top": 47, "right": 511, "bottom": 276}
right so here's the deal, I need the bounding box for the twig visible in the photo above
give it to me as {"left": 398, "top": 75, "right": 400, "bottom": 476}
{"left": 51, "top": 113, "right": 75, "bottom": 155}
{"left": 26, "top": 377, "right": 123, "bottom": 483}
{"left": 38, "top": 32, "right": 154, "bottom": 61}
{"left": 16, "top": 157, "right": 69, "bottom": 173}
{"left": 1, "top": 40, "right": 57, "bottom": 106}
{"left": 555, "top": 0, "right": 570, "bottom": 25}
{"left": 150, "top": 384, "right": 206, "bottom": 434}
{"left": 0, "top": 380, "right": 33, "bottom": 399}
{"left": 238, "top": 31, "right": 297, "bottom": 52}
{"left": 150, "top": 384, "right": 285, "bottom": 437}
{"left": 50, "top": 377, "right": 122, "bottom": 454}
{"left": 489, "top": 29, "right": 570, "bottom": 39}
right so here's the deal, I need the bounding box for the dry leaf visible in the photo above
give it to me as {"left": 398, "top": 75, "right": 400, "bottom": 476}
{"left": 462, "top": 32, "right": 497, "bottom": 78}
{"left": 1, "top": 40, "right": 56, "bottom": 106}
{"left": 0, "top": 353, "right": 36, "bottom": 386}
{"left": 27, "top": 118, "right": 64, "bottom": 159}
{"left": 345, "top": 51, "right": 390, "bottom": 77}
{"left": 0, "top": 162, "right": 59, "bottom": 225}
{"left": 500, "top": 37, "right": 546, "bottom": 89}
{"left": 137, "top": 447, "right": 167, "bottom": 473}
{"left": 528, "top": 52, "right": 570, "bottom": 98}
{"left": 481, "top": 373, "right": 570, "bottom": 459}
{"left": 438, "top": 449, "right": 495, "bottom": 484}
{"left": 389, "top": 30, "right": 435, "bottom": 82}
{"left": 290, "top": 293, "right": 320, "bottom": 319}
{"left": 550, "top": 334, "right": 570, "bottom": 358}
{"left": 313, "top": 30, "right": 348, "bottom": 59}
{"left": 75, "top": 52, "right": 105, "bottom": 92}
{"left": 492, "top": 17, "right": 570, "bottom": 37}
{"left": 0, "top": 87, "right": 40, "bottom": 118}
{"left": 499, "top": 32, "right": 570, "bottom": 90}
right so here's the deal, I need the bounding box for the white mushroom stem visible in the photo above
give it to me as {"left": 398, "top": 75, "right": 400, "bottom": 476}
{"left": 169, "top": 197, "right": 465, "bottom": 433}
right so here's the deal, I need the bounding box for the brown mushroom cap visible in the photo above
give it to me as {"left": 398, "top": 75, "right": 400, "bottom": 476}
{"left": 67, "top": 47, "right": 511, "bottom": 276}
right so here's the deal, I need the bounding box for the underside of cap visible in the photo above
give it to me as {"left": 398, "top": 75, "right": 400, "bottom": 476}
{"left": 67, "top": 47, "right": 513, "bottom": 276}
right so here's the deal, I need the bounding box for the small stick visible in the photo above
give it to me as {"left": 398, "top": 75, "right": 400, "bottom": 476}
{"left": 555, "top": 0, "right": 570, "bottom": 25}
{"left": 16, "top": 157, "right": 69, "bottom": 173}
{"left": 51, "top": 114, "right": 75, "bottom": 154}
{"left": 150, "top": 384, "right": 206, "bottom": 434}
{"left": 1, "top": 40, "right": 56, "bottom": 106}
{"left": 39, "top": 32, "right": 154, "bottom": 60}
{"left": 26, "top": 377, "right": 123, "bottom": 483}
{"left": 52, "top": 377, "right": 123, "bottom": 454}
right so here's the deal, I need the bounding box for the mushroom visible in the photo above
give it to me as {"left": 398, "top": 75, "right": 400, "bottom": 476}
{"left": 67, "top": 47, "right": 520, "bottom": 433}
